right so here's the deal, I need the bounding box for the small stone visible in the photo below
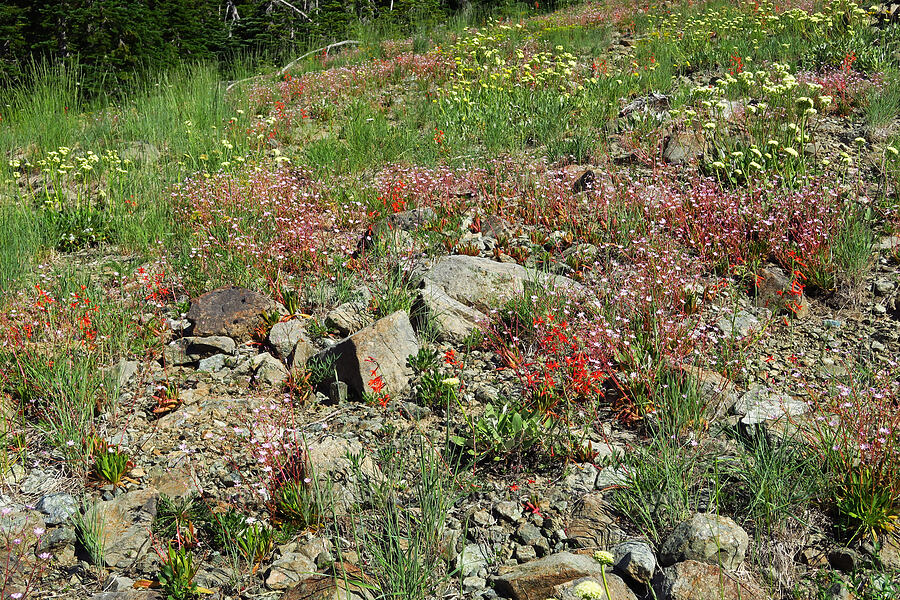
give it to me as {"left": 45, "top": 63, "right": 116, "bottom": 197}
{"left": 568, "top": 493, "right": 627, "bottom": 549}
{"left": 874, "top": 279, "right": 895, "bottom": 296}
{"left": 265, "top": 552, "right": 318, "bottom": 590}
{"left": 463, "top": 576, "right": 488, "bottom": 593}
{"left": 325, "top": 301, "right": 372, "bottom": 336}
{"left": 495, "top": 501, "right": 523, "bottom": 523}
{"left": 458, "top": 543, "right": 489, "bottom": 577}
{"left": 269, "top": 320, "right": 311, "bottom": 361}
{"left": 254, "top": 353, "right": 289, "bottom": 387}
{"left": 473, "top": 510, "right": 495, "bottom": 527}
{"left": 717, "top": 310, "right": 761, "bottom": 338}
{"left": 613, "top": 540, "right": 656, "bottom": 585}
{"left": 828, "top": 547, "right": 859, "bottom": 572}
{"left": 329, "top": 381, "right": 349, "bottom": 403}
{"left": 36, "top": 492, "right": 79, "bottom": 525}
{"left": 733, "top": 386, "right": 807, "bottom": 426}
{"left": 516, "top": 522, "right": 544, "bottom": 546}
{"left": 514, "top": 545, "right": 538, "bottom": 562}
{"left": 198, "top": 353, "right": 227, "bottom": 372}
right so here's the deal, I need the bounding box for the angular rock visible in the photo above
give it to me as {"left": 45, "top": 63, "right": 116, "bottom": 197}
{"left": 653, "top": 560, "right": 767, "bottom": 600}
{"left": 91, "top": 593, "right": 163, "bottom": 600}
{"left": 89, "top": 487, "right": 159, "bottom": 569}
{"left": 659, "top": 514, "right": 748, "bottom": 571}
{"left": 292, "top": 336, "right": 316, "bottom": 368}
{"left": 567, "top": 493, "right": 627, "bottom": 549}
{"left": 663, "top": 130, "right": 704, "bottom": 165}
{"left": 716, "top": 310, "right": 762, "bottom": 338}
{"left": 753, "top": 266, "right": 808, "bottom": 318}
{"left": 564, "top": 463, "right": 599, "bottom": 494}
{"left": 253, "top": 352, "right": 289, "bottom": 387}
{"left": 148, "top": 462, "right": 199, "bottom": 499}
{"left": 613, "top": 540, "right": 656, "bottom": 585}
{"left": 553, "top": 574, "right": 638, "bottom": 600}
{"left": 186, "top": 286, "right": 279, "bottom": 342}
{"left": 315, "top": 310, "right": 419, "bottom": 398}
{"left": 325, "top": 301, "right": 373, "bottom": 337}
{"left": 494, "top": 551, "right": 610, "bottom": 600}
{"left": 266, "top": 552, "right": 318, "bottom": 590}
{"left": 198, "top": 353, "right": 227, "bottom": 372}
{"left": 104, "top": 359, "right": 139, "bottom": 390}
{"left": 304, "top": 436, "right": 382, "bottom": 514}
{"left": 733, "top": 386, "right": 807, "bottom": 427}
{"left": 458, "top": 543, "right": 490, "bottom": 577}
{"left": 270, "top": 320, "right": 312, "bottom": 361}
{"left": 418, "top": 279, "right": 487, "bottom": 343}
{"left": 681, "top": 366, "right": 738, "bottom": 421}
{"left": 36, "top": 492, "right": 79, "bottom": 525}
{"left": 495, "top": 500, "right": 523, "bottom": 523}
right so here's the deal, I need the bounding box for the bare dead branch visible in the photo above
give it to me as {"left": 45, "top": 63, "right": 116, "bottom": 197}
{"left": 224, "top": 40, "right": 361, "bottom": 93}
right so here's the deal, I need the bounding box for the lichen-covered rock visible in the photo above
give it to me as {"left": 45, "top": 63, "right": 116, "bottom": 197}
{"left": 494, "top": 552, "right": 612, "bottom": 600}
{"left": 653, "top": 560, "right": 768, "bottom": 600}
{"left": 88, "top": 487, "right": 159, "bottom": 569}
{"left": 186, "top": 286, "right": 279, "bottom": 342}
{"left": 659, "top": 514, "right": 748, "bottom": 571}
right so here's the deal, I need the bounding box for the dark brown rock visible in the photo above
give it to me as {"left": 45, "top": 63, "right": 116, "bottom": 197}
{"left": 186, "top": 286, "right": 279, "bottom": 342}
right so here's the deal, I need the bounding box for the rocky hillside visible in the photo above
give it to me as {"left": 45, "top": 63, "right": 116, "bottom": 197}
{"left": 2, "top": 2, "right": 900, "bottom": 600}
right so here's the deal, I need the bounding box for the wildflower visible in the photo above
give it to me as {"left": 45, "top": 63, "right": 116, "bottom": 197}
{"left": 783, "top": 147, "right": 799, "bottom": 158}
{"left": 442, "top": 377, "right": 461, "bottom": 386}
{"left": 887, "top": 146, "right": 899, "bottom": 157}
{"left": 593, "top": 550, "right": 614, "bottom": 565}
{"left": 573, "top": 581, "right": 606, "bottom": 599}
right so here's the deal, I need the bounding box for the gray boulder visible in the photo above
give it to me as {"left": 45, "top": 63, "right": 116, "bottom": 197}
{"left": 424, "top": 255, "right": 585, "bottom": 312}
{"left": 614, "top": 540, "right": 656, "bottom": 585}
{"left": 88, "top": 487, "right": 159, "bottom": 569}
{"left": 314, "top": 310, "right": 419, "bottom": 398}
{"left": 659, "top": 513, "right": 748, "bottom": 571}
{"left": 654, "top": 560, "right": 767, "bottom": 600}
{"left": 418, "top": 279, "right": 487, "bottom": 343}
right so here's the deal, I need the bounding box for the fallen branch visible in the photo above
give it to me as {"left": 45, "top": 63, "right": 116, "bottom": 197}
{"left": 224, "top": 40, "right": 361, "bottom": 93}
{"left": 271, "top": 0, "right": 312, "bottom": 22}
